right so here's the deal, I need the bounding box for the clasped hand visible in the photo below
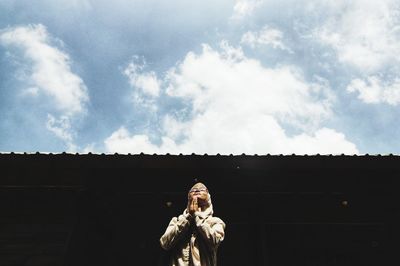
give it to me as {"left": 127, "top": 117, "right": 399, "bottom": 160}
{"left": 188, "top": 196, "right": 201, "bottom": 216}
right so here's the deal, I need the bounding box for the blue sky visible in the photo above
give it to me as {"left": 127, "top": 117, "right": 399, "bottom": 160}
{"left": 1, "top": 0, "right": 400, "bottom": 154}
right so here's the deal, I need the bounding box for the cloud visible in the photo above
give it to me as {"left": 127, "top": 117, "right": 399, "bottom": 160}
{"left": 164, "top": 42, "right": 332, "bottom": 129}
{"left": 105, "top": 42, "right": 358, "bottom": 155}
{"left": 123, "top": 56, "right": 161, "bottom": 112}
{"left": 82, "top": 143, "right": 97, "bottom": 154}
{"left": 46, "top": 114, "right": 77, "bottom": 152}
{"left": 241, "top": 25, "right": 292, "bottom": 51}
{"left": 0, "top": 24, "right": 89, "bottom": 114}
{"left": 315, "top": 0, "right": 400, "bottom": 72}
{"left": 20, "top": 87, "right": 39, "bottom": 97}
{"left": 104, "top": 127, "right": 168, "bottom": 154}
{"left": 232, "top": 0, "right": 264, "bottom": 20}
{"left": 123, "top": 56, "right": 161, "bottom": 97}
{"left": 59, "top": 0, "right": 92, "bottom": 10}
{"left": 309, "top": 0, "right": 400, "bottom": 108}
{"left": 0, "top": 24, "right": 89, "bottom": 150}
{"left": 347, "top": 76, "right": 400, "bottom": 105}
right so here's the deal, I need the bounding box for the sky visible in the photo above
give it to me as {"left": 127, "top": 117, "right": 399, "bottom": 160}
{"left": 1, "top": 0, "right": 400, "bottom": 155}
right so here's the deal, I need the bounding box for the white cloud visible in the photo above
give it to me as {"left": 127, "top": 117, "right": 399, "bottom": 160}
{"left": 20, "top": 87, "right": 39, "bottom": 97}
{"left": 0, "top": 24, "right": 89, "bottom": 114}
{"left": 104, "top": 127, "right": 177, "bottom": 154}
{"left": 288, "top": 128, "right": 358, "bottom": 154}
{"left": 0, "top": 24, "right": 89, "bottom": 150}
{"left": 165, "top": 42, "right": 333, "bottom": 130}
{"left": 82, "top": 143, "right": 97, "bottom": 154}
{"left": 60, "top": 0, "right": 92, "bottom": 10}
{"left": 311, "top": 0, "right": 400, "bottom": 107}
{"left": 232, "top": 0, "right": 264, "bottom": 20}
{"left": 241, "top": 25, "right": 291, "bottom": 51}
{"left": 347, "top": 76, "right": 400, "bottom": 105}
{"left": 46, "top": 114, "right": 77, "bottom": 152}
{"left": 315, "top": 0, "right": 400, "bottom": 72}
{"left": 123, "top": 57, "right": 161, "bottom": 111}
{"left": 29, "top": 0, "right": 93, "bottom": 10}
{"left": 105, "top": 42, "right": 358, "bottom": 155}
{"left": 124, "top": 58, "right": 161, "bottom": 97}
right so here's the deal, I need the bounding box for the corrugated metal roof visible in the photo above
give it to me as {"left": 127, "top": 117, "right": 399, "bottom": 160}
{"left": 0, "top": 152, "right": 398, "bottom": 156}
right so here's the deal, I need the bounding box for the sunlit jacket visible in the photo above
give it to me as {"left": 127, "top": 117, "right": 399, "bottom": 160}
{"left": 160, "top": 195, "right": 225, "bottom": 266}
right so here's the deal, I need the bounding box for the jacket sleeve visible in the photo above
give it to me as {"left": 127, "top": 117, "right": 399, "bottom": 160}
{"left": 194, "top": 213, "right": 225, "bottom": 248}
{"left": 160, "top": 212, "right": 191, "bottom": 250}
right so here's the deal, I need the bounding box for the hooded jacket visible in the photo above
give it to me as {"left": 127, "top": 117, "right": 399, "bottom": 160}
{"left": 160, "top": 194, "right": 225, "bottom": 266}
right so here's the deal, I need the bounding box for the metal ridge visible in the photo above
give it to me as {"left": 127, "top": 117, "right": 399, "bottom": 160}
{"left": 0, "top": 152, "right": 397, "bottom": 157}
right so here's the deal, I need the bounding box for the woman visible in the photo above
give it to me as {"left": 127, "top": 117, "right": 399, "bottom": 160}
{"left": 160, "top": 183, "right": 225, "bottom": 266}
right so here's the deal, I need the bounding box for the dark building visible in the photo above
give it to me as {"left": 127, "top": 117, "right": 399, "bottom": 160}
{"left": 0, "top": 153, "right": 399, "bottom": 265}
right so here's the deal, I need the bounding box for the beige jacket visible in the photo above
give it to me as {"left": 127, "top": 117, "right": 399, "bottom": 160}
{"left": 160, "top": 197, "right": 225, "bottom": 266}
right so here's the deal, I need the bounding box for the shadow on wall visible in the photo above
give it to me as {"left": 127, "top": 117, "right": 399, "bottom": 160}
{"left": 63, "top": 190, "right": 392, "bottom": 266}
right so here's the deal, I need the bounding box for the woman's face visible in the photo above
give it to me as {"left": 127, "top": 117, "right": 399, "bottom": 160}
{"left": 188, "top": 183, "right": 209, "bottom": 202}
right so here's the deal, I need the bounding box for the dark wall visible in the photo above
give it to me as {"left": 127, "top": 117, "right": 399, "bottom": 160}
{"left": 0, "top": 154, "right": 399, "bottom": 266}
